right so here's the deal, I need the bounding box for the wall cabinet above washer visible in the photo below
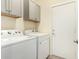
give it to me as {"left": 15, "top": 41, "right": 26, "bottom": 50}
{"left": 1, "top": 0, "right": 22, "bottom": 18}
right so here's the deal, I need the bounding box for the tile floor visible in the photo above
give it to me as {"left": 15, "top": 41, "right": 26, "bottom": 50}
{"left": 47, "top": 55, "right": 65, "bottom": 59}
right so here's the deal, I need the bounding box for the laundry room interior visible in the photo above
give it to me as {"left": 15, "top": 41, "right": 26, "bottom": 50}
{"left": 1, "top": 0, "right": 78, "bottom": 59}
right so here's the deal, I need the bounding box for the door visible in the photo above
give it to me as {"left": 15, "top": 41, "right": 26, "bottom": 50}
{"left": 52, "top": 2, "right": 77, "bottom": 59}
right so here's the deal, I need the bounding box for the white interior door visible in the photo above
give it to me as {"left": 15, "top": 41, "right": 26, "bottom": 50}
{"left": 52, "top": 2, "right": 77, "bottom": 59}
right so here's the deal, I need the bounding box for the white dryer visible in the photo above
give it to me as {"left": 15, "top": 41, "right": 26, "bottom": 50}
{"left": 25, "top": 32, "right": 50, "bottom": 59}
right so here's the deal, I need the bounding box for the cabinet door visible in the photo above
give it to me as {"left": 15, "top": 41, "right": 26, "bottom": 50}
{"left": 38, "top": 36, "right": 49, "bottom": 59}
{"left": 11, "top": 39, "right": 36, "bottom": 59}
{"left": 1, "top": 0, "right": 8, "bottom": 13}
{"left": 1, "top": 0, "right": 5, "bottom": 12}
{"left": 29, "top": 0, "right": 40, "bottom": 21}
{"left": 11, "top": 0, "right": 22, "bottom": 17}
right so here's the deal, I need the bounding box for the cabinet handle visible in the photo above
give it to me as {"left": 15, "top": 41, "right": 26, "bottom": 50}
{"left": 7, "top": 0, "right": 9, "bottom": 13}
{"left": 5, "top": 0, "right": 12, "bottom": 13}
{"left": 5, "top": 0, "right": 9, "bottom": 13}
{"left": 8, "top": 0, "right": 11, "bottom": 14}
{"left": 8, "top": 0, "right": 10, "bottom": 13}
{"left": 8, "top": 10, "right": 12, "bottom": 13}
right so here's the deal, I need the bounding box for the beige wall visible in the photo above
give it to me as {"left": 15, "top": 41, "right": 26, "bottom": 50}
{"left": 1, "top": 16, "right": 16, "bottom": 30}
{"left": 15, "top": 18, "right": 38, "bottom": 31}
{"left": 24, "top": 20, "right": 37, "bottom": 30}
{"left": 38, "top": 6, "right": 52, "bottom": 33}
{"left": 1, "top": 16, "right": 36, "bottom": 30}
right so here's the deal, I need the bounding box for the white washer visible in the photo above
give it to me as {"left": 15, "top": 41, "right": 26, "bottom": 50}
{"left": 1, "top": 30, "right": 37, "bottom": 59}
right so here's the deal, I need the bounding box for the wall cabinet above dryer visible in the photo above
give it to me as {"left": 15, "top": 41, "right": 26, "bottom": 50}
{"left": 23, "top": 0, "right": 40, "bottom": 22}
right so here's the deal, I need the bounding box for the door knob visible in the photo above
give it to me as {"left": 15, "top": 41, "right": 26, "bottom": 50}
{"left": 74, "top": 40, "right": 78, "bottom": 44}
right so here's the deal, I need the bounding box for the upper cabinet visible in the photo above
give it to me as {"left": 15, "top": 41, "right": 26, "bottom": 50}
{"left": 29, "top": 0, "right": 40, "bottom": 21}
{"left": 1, "top": 0, "right": 40, "bottom": 22}
{"left": 23, "top": 0, "right": 40, "bottom": 22}
{"left": 1, "top": 0, "right": 22, "bottom": 18}
{"left": 11, "top": 0, "right": 22, "bottom": 17}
